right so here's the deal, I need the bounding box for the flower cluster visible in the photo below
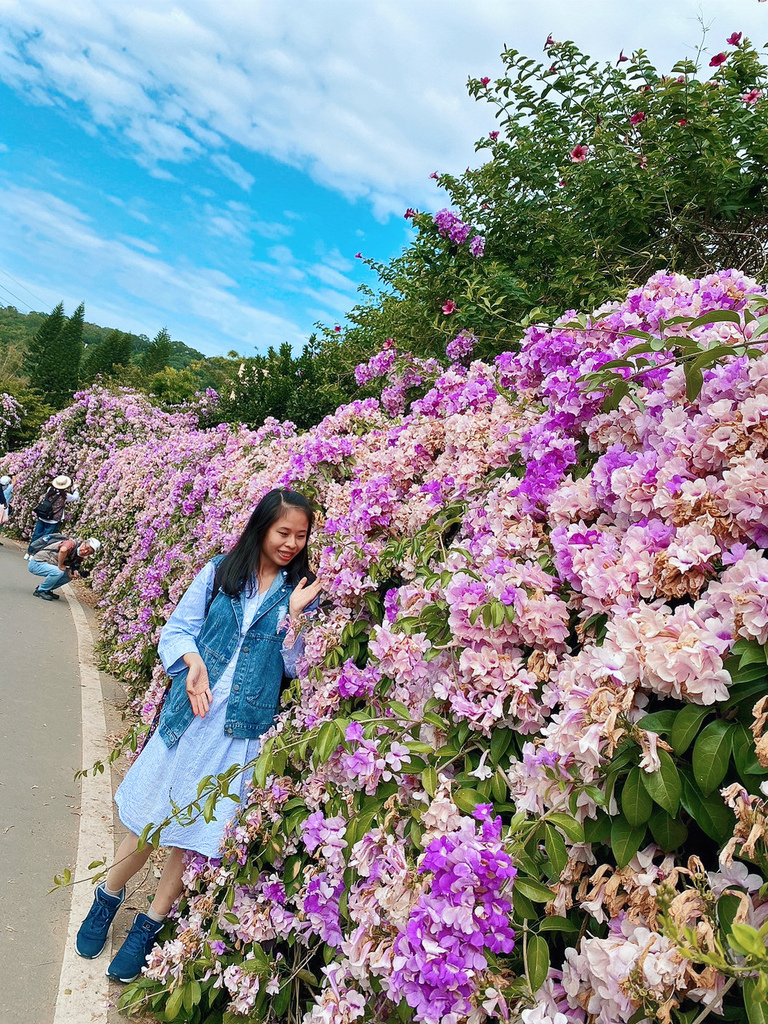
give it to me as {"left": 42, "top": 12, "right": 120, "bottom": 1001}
{"left": 7, "top": 270, "right": 768, "bottom": 1022}
{"left": 433, "top": 208, "right": 485, "bottom": 257}
{"left": 0, "top": 391, "right": 23, "bottom": 451}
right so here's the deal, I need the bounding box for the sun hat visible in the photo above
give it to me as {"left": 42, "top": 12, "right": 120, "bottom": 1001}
{"left": 83, "top": 537, "right": 101, "bottom": 553}
{"left": 52, "top": 475, "right": 72, "bottom": 490}
{"left": 0, "top": 476, "right": 10, "bottom": 486}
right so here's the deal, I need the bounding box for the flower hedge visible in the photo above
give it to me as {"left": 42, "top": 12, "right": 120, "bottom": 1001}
{"left": 5, "top": 270, "right": 768, "bottom": 1024}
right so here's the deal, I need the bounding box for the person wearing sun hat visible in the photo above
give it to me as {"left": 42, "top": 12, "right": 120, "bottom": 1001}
{"left": 26, "top": 473, "right": 80, "bottom": 555}
{"left": 28, "top": 535, "right": 100, "bottom": 601}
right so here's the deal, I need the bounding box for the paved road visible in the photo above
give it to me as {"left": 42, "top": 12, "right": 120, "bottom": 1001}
{"left": 0, "top": 536, "right": 112, "bottom": 1024}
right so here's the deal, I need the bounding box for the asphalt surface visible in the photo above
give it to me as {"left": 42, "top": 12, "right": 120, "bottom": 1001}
{"left": 0, "top": 538, "right": 81, "bottom": 1024}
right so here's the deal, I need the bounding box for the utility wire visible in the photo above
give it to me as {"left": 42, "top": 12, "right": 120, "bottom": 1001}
{"left": 0, "top": 267, "right": 50, "bottom": 310}
{"left": 0, "top": 279, "right": 33, "bottom": 312}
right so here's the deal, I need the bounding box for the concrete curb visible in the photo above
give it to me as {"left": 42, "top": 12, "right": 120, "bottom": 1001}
{"left": 52, "top": 585, "right": 113, "bottom": 1024}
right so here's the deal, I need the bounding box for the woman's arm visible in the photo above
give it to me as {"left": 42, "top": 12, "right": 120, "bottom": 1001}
{"left": 281, "top": 580, "right": 322, "bottom": 678}
{"left": 158, "top": 561, "right": 217, "bottom": 676}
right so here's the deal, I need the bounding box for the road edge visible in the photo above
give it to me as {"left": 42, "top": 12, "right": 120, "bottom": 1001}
{"left": 52, "top": 585, "right": 113, "bottom": 1024}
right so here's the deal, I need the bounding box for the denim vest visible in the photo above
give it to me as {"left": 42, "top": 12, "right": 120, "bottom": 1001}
{"left": 157, "top": 570, "right": 293, "bottom": 747}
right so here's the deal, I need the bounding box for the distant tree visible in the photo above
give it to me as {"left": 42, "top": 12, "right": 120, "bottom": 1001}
{"left": 141, "top": 327, "right": 173, "bottom": 376}
{"left": 82, "top": 329, "right": 133, "bottom": 382}
{"left": 54, "top": 301, "right": 84, "bottom": 404}
{"left": 214, "top": 338, "right": 361, "bottom": 430}
{"left": 22, "top": 301, "right": 66, "bottom": 382}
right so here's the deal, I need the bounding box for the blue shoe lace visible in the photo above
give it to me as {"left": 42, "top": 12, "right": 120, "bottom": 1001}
{"left": 82, "top": 898, "right": 115, "bottom": 936}
{"left": 110, "top": 915, "right": 161, "bottom": 979}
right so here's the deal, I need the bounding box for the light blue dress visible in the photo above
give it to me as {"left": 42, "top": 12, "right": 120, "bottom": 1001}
{"left": 115, "top": 565, "right": 291, "bottom": 858}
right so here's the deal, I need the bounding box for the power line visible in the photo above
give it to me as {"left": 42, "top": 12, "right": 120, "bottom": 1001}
{"left": 0, "top": 280, "right": 33, "bottom": 312}
{"left": 0, "top": 267, "right": 49, "bottom": 310}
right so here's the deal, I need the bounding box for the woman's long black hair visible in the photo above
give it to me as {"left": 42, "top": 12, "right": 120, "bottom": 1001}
{"left": 216, "top": 488, "right": 315, "bottom": 596}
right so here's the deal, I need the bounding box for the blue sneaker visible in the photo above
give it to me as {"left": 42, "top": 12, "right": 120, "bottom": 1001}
{"left": 107, "top": 913, "right": 163, "bottom": 983}
{"left": 76, "top": 884, "right": 125, "bottom": 958}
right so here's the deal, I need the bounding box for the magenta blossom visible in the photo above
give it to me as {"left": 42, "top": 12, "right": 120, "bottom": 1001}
{"left": 709, "top": 52, "right": 727, "bottom": 67}
{"left": 742, "top": 88, "right": 762, "bottom": 104}
{"left": 489, "top": 130, "right": 499, "bottom": 140}
{"left": 441, "top": 300, "right": 457, "bottom": 315}
{"left": 630, "top": 111, "right": 645, "bottom": 125}
{"left": 570, "top": 144, "right": 589, "bottom": 162}
{"left": 404, "top": 208, "right": 416, "bottom": 220}
{"left": 727, "top": 32, "right": 742, "bottom": 45}
{"left": 480, "top": 76, "right": 490, "bottom": 86}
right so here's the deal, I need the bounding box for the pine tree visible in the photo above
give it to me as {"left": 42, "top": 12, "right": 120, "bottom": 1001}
{"left": 141, "top": 327, "right": 172, "bottom": 376}
{"left": 23, "top": 301, "right": 66, "bottom": 384}
{"left": 82, "top": 329, "right": 133, "bottom": 381}
{"left": 53, "top": 302, "right": 84, "bottom": 405}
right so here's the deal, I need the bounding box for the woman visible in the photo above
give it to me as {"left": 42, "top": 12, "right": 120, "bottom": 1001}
{"left": 75, "top": 488, "right": 322, "bottom": 982}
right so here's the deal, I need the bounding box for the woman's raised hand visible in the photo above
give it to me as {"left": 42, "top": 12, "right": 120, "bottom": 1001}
{"left": 289, "top": 576, "right": 323, "bottom": 619}
{"left": 183, "top": 652, "right": 213, "bottom": 718}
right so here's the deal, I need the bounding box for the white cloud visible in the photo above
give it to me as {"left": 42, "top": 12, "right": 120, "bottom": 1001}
{"left": 3, "top": 0, "right": 758, "bottom": 218}
{"left": 0, "top": 181, "right": 305, "bottom": 354}
{"left": 211, "top": 152, "right": 255, "bottom": 191}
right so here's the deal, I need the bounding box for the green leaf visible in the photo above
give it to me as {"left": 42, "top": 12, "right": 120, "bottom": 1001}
{"left": 453, "top": 788, "right": 483, "bottom": 814}
{"left": 692, "top": 720, "right": 733, "bottom": 796}
{"left": 514, "top": 877, "right": 555, "bottom": 903}
{"left": 622, "top": 768, "right": 654, "bottom": 827}
{"left": 640, "top": 710, "right": 677, "bottom": 735}
{"left": 164, "top": 987, "right": 184, "bottom": 1021}
{"left": 513, "top": 890, "right": 538, "bottom": 920}
{"left": 732, "top": 724, "right": 767, "bottom": 781}
{"left": 538, "top": 916, "right": 580, "bottom": 936}
{"left": 527, "top": 934, "right": 550, "bottom": 993}
{"left": 744, "top": 977, "right": 768, "bottom": 1024}
{"left": 718, "top": 893, "right": 742, "bottom": 938}
{"left": 639, "top": 750, "right": 682, "bottom": 815}
{"left": 729, "top": 923, "right": 768, "bottom": 959}
{"left": 610, "top": 815, "right": 647, "bottom": 869}
{"left": 387, "top": 700, "right": 411, "bottom": 721}
{"left": 670, "top": 704, "right": 712, "bottom": 755}
{"left": 648, "top": 806, "right": 688, "bottom": 851}
{"left": 490, "top": 728, "right": 514, "bottom": 764}
{"left": 583, "top": 812, "right": 611, "bottom": 845}
{"left": 544, "top": 823, "right": 568, "bottom": 877}
{"left": 679, "top": 770, "right": 734, "bottom": 844}
{"left": 545, "top": 812, "right": 584, "bottom": 843}
{"left": 316, "top": 720, "right": 341, "bottom": 764}
{"left": 422, "top": 765, "right": 438, "bottom": 798}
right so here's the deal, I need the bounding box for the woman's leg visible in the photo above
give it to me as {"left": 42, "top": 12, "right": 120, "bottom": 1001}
{"left": 105, "top": 831, "right": 154, "bottom": 891}
{"left": 151, "top": 846, "right": 186, "bottom": 916}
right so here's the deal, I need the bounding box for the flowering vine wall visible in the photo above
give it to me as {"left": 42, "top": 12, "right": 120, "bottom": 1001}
{"left": 5, "top": 271, "right": 768, "bottom": 1024}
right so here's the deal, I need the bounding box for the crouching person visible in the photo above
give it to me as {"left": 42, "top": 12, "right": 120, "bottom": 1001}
{"left": 28, "top": 535, "right": 100, "bottom": 600}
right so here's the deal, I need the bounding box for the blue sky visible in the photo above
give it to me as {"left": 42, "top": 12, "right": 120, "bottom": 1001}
{"left": 0, "top": 0, "right": 766, "bottom": 358}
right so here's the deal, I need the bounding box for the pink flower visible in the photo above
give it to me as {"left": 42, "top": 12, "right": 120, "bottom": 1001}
{"left": 355, "top": 252, "right": 362, "bottom": 258}
{"left": 727, "top": 32, "right": 742, "bottom": 45}
{"left": 404, "top": 208, "right": 416, "bottom": 219}
{"left": 429, "top": 171, "right": 438, "bottom": 179}
{"left": 709, "top": 52, "right": 727, "bottom": 67}
{"left": 570, "top": 144, "right": 589, "bottom": 162}
{"left": 544, "top": 34, "right": 554, "bottom": 48}
{"left": 630, "top": 111, "right": 645, "bottom": 125}
{"left": 617, "top": 50, "right": 628, "bottom": 64}
{"left": 742, "top": 88, "right": 762, "bottom": 105}
{"left": 678, "top": 118, "right": 688, "bottom": 126}
{"left": 441, "top": 300, "right": 457, "bottom": 315}
{"left": 480, "top": 77, "right": 491, "bottom": 86}
{"left": 334, "top": 325, "right": 341, "bottom": 333}
{"left": 489, "top": 130, "right": 499, "bottom": 140}
{"left": 636, "top": 154, "right": 648, "bottom": 168}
